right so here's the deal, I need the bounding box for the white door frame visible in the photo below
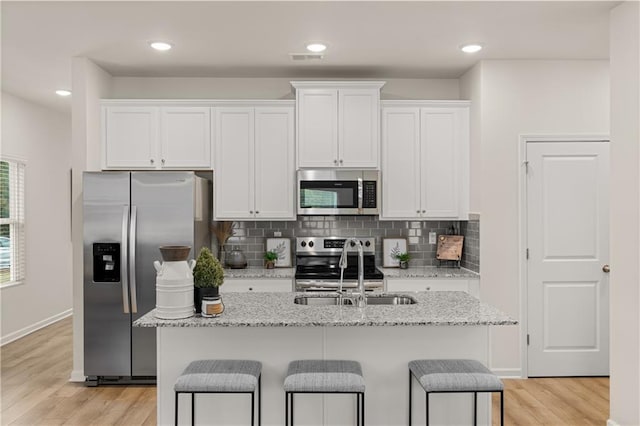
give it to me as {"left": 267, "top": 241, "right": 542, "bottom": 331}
{"left": 518, "top": 134, "right": 609, "bottom": 378}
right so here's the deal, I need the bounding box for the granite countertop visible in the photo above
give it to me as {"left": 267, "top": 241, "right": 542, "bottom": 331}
{"left": 379, "top": 266, "right": 480, "bottom": 279}
{"left": 134, "top": 291, "right": 515, "bottom": 328}
{"left": 223, "top": 267, "right": 295, "bottom": 279}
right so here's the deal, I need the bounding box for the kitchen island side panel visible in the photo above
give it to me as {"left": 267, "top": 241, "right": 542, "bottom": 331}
{"left": 158, "top": 325, "right": 490, "bottom": 426}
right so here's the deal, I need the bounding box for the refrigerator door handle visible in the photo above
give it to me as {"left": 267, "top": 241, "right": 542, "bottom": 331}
{"left": 121, "top": 206, "right": 130, "bottom": 314}
{"left": 129, "top": 206, "right": 138, "bottom": 313}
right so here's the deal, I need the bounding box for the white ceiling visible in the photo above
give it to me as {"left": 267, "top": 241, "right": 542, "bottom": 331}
{"left": 1, "top": 1, "right": 615, "bottom": 113}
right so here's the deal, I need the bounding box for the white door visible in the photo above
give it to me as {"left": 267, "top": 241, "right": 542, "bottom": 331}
{"left": 214, "top": 108, "right": 254, "bottom": 219}
{"left": 254, "top": 107, "right": 295, "bottom": 219}
{"left": 103, "top": 106, "right": 158, "bottom": 169}
{"left": 527, "top": 141, "right": 609, "bottom": 376}
{"left": 420, "top": 108, "right": 459, "bottom": 218}
{"left": 160, "top": 107, "right": 211, "bottom": 169}
{"left": 380, "top": 107, "right": 421, "bottom": 219}
{"left": 296, "top": 89, "right": 338, "bottom": 167}
{"left": 339, "top": 88, "right": 379, "bottom": 167}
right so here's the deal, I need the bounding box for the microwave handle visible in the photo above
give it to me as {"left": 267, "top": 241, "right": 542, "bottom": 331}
{"left": 357, "top": 178, "right": 363, "bottom": 210}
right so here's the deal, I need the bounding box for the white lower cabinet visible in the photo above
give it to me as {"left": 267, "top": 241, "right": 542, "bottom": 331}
{"left": 386, "top": 278, "right": 479, "bottom": 298}
{"left": 222, "top": 278, "right": 293, "bottom": 293}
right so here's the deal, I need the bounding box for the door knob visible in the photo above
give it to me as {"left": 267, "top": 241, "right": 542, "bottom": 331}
{"left": 602, "top": 264, "right": 610, "bottom": 273}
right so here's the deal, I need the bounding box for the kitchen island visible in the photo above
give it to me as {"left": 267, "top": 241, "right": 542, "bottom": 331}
{"left": 136, "top": 291, "right": 516, "bottom": 426}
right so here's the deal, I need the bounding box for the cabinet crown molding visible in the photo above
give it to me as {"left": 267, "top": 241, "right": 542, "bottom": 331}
{"left": 381, "top": 100, "right": 471, "bottom": 108}
{"left": 100, "top": 99, "right": 295, "bottom": 107}
{"left": 290, "top": 81, "right": 386, "bottom": 90}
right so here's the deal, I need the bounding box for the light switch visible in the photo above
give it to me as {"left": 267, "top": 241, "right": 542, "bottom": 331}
{"left": 429, "top": 232, "right": 437, "bottom": 245}
{"left": 274, "top": 231, "right": 282, "bottom": 237}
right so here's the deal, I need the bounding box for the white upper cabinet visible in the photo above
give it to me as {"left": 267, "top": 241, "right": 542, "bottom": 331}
{"left": 103, "top": 106, "right": 158, "bottom": 169}
{"left": 381, "top": 101, "right": 470, "bottom": 220}
{"left": 214, "top": 103, "right": 295, "bottom": 221}
{"left": 292, "top": 81, "right": 385, "bottom": 168}
{"left": 102, "top": 102, "right": 212, "bottom": 170}
{"left": 160, "top": 107, "right": 211, "bottom": 169}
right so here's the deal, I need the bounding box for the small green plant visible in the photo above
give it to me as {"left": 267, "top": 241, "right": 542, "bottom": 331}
{"left": 264, "top": 250, "right": 279, "bottom": 262}
{"left": 193, "top": 247, "right": 224, "bottom": 288}
{"left": 394, "top": 252, "right": 411, "bottom": 262}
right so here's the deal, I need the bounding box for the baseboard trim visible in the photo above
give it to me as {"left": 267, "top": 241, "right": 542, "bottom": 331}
{"left": 607, "top": 420, "right": 621, "bottom": 426}
{"left": 0, "top": 309, "right": 73, "bottom": 346}
{"left": 69, "top": 369, "right": 86, "bottom": 383}
{"left": 491, "top": 367, "right": 524, "bottom": 379}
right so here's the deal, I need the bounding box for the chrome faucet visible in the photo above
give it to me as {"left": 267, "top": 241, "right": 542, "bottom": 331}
{"left": 339, "top": 238, "right": 366, "bottom": 308}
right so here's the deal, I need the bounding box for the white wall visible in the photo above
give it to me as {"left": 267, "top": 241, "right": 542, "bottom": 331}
{"left": 609, "top": 2, "right": 640, "bottom": 425}
{"left": 459, "top": 63, "right": 482, "bottom": 214}
{"left": 110, "top": 77, "right": 460, "bottom": 100}
{"left": 0, "top": 92, "right": 72, "bottom": 344}
{"left": 70, "top": 57, "right": 112, "bottom": 381}
{"left": 461, "top": 60, "right": 610, "bottom": 375}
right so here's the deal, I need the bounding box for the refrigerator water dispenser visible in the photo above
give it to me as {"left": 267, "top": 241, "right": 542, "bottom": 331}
{"left": 93, "top": 242, "right": 121, "bottom": 283}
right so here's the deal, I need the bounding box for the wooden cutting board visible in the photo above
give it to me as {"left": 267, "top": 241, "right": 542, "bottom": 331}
{"left": 436, "top": 235, "right": 464, "bottom": 260}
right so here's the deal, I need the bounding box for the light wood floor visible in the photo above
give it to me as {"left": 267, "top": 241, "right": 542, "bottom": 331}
{"left": 1, "top": 317, "right": 609, "bottom": 425}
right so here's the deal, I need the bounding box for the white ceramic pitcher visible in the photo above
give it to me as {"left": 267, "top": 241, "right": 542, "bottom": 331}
{"left": 154, "top": 246, "right": 196, "bottom": 319}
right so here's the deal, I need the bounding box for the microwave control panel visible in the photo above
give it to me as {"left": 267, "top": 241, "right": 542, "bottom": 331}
{"left": 362, "top": 181, "right": 377, "bottom": 208}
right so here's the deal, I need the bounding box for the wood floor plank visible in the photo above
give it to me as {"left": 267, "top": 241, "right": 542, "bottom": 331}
{"left": 2, "top": 316, "right": 610, "bottom": 425}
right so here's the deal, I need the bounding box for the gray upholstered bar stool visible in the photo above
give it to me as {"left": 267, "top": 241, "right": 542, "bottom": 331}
{"left": 408, "top": 359, "right": 504, "bottom": 426}
{"left": 174, "top": 359, "right": 262, "bottom": 426}
{"left": 284, "top": 360, "right": 365, "bottom": 426}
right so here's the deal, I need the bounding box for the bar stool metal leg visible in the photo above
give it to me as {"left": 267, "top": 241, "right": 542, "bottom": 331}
{"left": 500, "top": 390, "right": 504, "bottom": 426}
{"left": 408, "top": 370, "right": 412, "bottom": 426}
{"left": 191, "top": 393, "right": 195, "bottom": 426}
{"left": 362, "top": 392, "right": 365, "bottom": 426}
{"left": 473, "top": 392, "right": 477, "bottom": 426}
{"left": 425, "top": 392, "right": 429, "bottom": 426}
{"left": 175, "top": 392, "right": 179, "bottom": 426}
{"left": 258, "top": 375, "right": 261, "bottom": 426}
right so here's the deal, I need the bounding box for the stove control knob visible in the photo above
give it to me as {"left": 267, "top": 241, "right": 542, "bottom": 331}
{"left": 308, "top": 241, "right": 314, "bottom": 248}
{"left": 300, "top": 241, "right": 307, "bottom": 247}
{"left": 350, "top": 241, "right": 356, "bottom": 247}
{"left": 365, "top": 241, "right": 371, "bottom": 247}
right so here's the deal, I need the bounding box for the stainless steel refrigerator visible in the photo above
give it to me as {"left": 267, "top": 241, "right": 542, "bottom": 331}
{"left": 83, "top": 171, "right": 210, "bottom": 385}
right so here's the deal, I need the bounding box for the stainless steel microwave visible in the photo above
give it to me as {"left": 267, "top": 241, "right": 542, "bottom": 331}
{"left": 297, "top": 170, "right": 380, "bottom": 215}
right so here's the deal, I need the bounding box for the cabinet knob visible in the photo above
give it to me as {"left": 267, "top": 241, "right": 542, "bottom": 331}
{"left": 249, "top": 210, "right": 254, "bottom": 214}
{"left": 339, "top": 159, "right": 343, "bottom": 164}
{"left": 248, "top": 287, "right": 253, "bottom": 291}
{"left": 161, "top": 159, "right": 165, "bottom": 165}
{"left": 334, "top": 159, "right": 338, "bottom": 165}
{"left": 603, "top": 264, "right": 610, "bottom": 273}
{"left": 426, "top": 286, "right": 431, "bottom": 291}
{"left": 422, "top": 210, "right": 426, "bottom": 213}
{"left": 416, "top": 210, "right": 420, "bottom": 213}
{"left": 255, "top": 211, "right": 259, "bottom": 214}
{"left": 150, "top": 159, "right": 155, "bottom": 164}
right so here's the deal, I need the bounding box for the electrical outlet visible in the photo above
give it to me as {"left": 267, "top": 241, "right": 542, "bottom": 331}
{"left": 274, "top": 231, "right": 282, "bottom": 237}
{"left": 429, "top": 232, "right": 437, "bottom": 245}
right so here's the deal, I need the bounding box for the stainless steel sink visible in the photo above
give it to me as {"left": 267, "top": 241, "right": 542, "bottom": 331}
{"left": 293, "top": 294, "right": 417, "bottom": 306}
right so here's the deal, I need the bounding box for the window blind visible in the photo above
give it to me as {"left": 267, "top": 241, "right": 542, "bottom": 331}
{"left": 0, "top": 159, "right": 26, "bottom": 286}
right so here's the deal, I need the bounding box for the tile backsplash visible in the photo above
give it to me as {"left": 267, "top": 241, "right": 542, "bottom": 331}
{"left": 218, "top": 216, "right": 480, "bottom": 272}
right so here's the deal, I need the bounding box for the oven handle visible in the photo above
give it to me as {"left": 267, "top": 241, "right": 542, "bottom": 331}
{"left": 295, "top": 280, "right": 384, "bottom": 291}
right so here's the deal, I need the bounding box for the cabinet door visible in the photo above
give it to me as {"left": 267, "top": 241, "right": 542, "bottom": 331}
{"left": 214, "top": 108, "right": 254, "bottom": 219}
{"left": 339, "top": 89, "right": 379, "bottom": 167}
{"left": 223, "top": 279, "right": 293, "bottom": 292}
{"left": 160, "top": 107, "right": 211, "bottom": 169}
{"left": 297, "top": 89, "right": 338, "bottom": 167}
{"left": 381, "top": 108, "right": 421, "bottom": 218}
{"left": 386, "top": 279, "right": 469, "bottom": 293}
{"left": 254, "top": 107, "right": 295, "bottom": 219}
{"left": 420, "top": 108, "right": 460, "bottom": 218}
{"left": 104, "top": 106, "right": 158, "bottom": 169}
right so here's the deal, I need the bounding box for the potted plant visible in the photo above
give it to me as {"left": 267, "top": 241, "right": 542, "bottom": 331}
{"left": 193, "top": 247, "right": 225, "bottom": 313}
{"left": 264, "top": 250, "right": 278, "bottom": 269}
{"left": 395, "top": 252, "right": 411, "bottom": 269}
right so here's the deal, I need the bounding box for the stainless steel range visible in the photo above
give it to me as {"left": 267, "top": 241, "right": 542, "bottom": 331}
{"left": 294, "top": 237, "right": 384, "bottom": 292}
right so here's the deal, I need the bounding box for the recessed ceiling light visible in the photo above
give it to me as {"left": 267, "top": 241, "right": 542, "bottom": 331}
{"left": 55, "top": 89, "right": 71, "bottom": 97}
{"left": 460, "top": 44, "right": 483, "bottom": 53}
{"left": 150, "top": 41, "right": 173, "bottom": 51}
{"left": 306, "top": 43, "right": 327, "bottom": 53}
